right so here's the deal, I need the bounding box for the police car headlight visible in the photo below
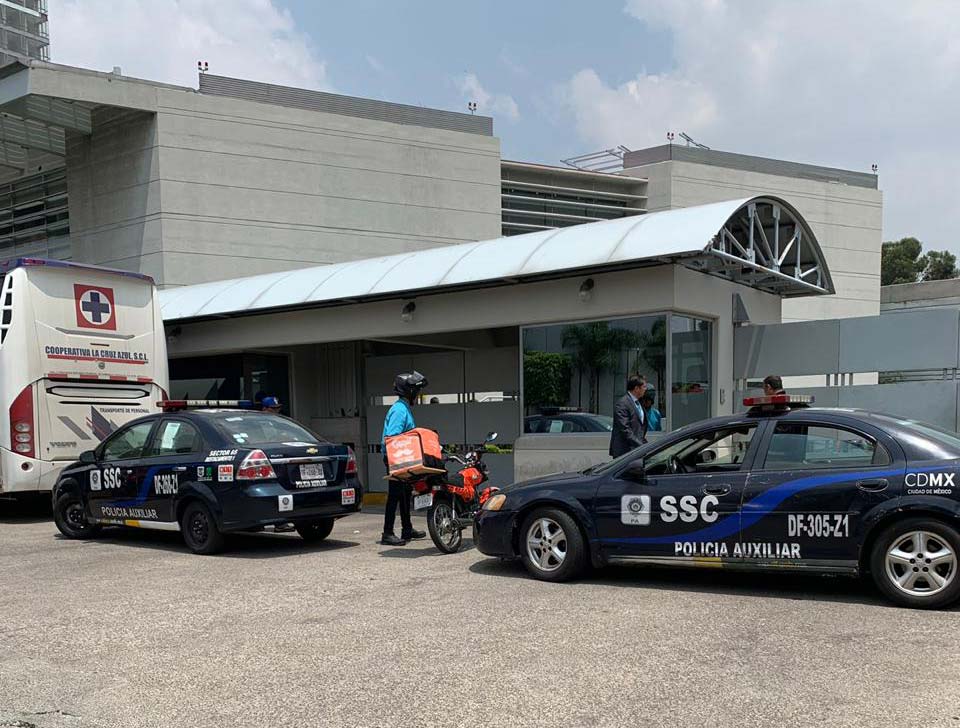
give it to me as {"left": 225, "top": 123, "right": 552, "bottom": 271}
{"left": 483, "top": 494, "right": 507, "bottom": 511}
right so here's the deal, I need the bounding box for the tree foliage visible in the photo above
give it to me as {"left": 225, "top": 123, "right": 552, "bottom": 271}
{"left": 918, "top": 250, "right": 958, "bottom": 282}
{"left": 561, "top": 322, "right": 640, "bottom": 413}
{"left": 881, "top": 237, "right": 958, "bottom": 285}
{"left": 522, "top": 351, "right": 571, "bottom": 412}
{"left": 880, "top": 237, "right": 922, "bottom": 286}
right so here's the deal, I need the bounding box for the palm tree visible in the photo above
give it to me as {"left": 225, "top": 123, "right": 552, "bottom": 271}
{"left": 562, "top": 322, "right": 640, "bottom": 412}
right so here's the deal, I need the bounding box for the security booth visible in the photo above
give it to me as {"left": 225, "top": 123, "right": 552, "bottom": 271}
{"left": 159, "top": 195, "right": 833, "bottom": 489}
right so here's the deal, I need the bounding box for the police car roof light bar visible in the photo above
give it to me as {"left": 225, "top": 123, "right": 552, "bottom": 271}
{"left": 158, "top": 399, "right": 256, "bottom": 411}
{"left": 743, "top": 394, "right": 814, "bottom": 408}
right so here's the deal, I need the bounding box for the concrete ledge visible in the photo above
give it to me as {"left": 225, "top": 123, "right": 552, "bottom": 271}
{"left": 363, "top": 492, "right": 387, "bottom": 506}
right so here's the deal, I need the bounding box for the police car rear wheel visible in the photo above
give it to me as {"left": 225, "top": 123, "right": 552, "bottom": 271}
{"left": 53, "top": 493, "right": 100, "bottom": 539}
{"left": 870, "top": 518, "right": 960, "bottom": 609}
{"left": 296, "top": 518, "right": 335, "bottom": 542}
{"left": 181, "top": 502, "right": 225, "bottom": 555}
{"left": 519, "top": 508, "right": 586, "bottom": 582}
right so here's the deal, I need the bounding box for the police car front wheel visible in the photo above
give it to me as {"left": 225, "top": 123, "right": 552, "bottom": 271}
{"left": 53, "top": 493, "right": 100, "bottom": 539}
{"left": 870, "top": 517, "right": 960, "bottom": 609}
{"left": 180, "top": 502, "right": 225, "bottom": 555}
{"left": 519, "top": 508, "right": 587, "bottom": 582}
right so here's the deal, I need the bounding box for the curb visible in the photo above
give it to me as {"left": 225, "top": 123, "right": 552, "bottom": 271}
{"left": 363, "top": 492, "right": 387, "bottom": 506}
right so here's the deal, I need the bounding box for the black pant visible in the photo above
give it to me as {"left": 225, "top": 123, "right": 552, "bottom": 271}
{"left": 383, "top": 479, "right": 413, "bottom": 536}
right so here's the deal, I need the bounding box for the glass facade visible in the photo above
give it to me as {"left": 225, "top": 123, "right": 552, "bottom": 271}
{"left": 0, "top": 0, "right": 49, "bottom": 66}
{"left": 168, "top": 353, "right": 291, "bottom": 416}
{"left": 671, "top": 315, "right": 712, "bottom": 429}
{"left": 522, "top": 313, "right": 714, "bottom": 434}
{"left": 0, "top": 168, "right": 69, "bottom": 263}
{"left": 0, "top": 0, "right": 60, "bottom": 265}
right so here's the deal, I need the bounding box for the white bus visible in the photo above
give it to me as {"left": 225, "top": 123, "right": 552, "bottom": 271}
{"left": 0, "top": 258, "right": 168, "bottom": 496}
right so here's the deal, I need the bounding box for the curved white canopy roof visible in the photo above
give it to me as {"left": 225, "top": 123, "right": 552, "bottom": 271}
{"left": 159, "top": 195, "right": 833, "bottom": 322}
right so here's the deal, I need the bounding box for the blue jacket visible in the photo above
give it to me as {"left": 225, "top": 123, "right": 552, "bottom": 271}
{"left": 382, "top": 399, "right": 415, "bottom": 446}
{"left": 646, "top": 406, "right": 662, "bottom": 432}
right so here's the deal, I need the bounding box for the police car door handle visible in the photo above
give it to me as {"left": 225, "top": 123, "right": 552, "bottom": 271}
{"left": 172, "top": 466, "right": 188, "bottom": 472}
{"left": 856, "top": 478, "right": 889, "bottom": 492}
{"left": 702, "top": 484, "right": 731, "bottom": 496}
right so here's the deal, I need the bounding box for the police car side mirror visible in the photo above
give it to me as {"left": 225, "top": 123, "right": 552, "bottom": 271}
{"left": 622, "top": 461, "right": 647, "bottom": 483}
{"left": 79, "top": 450, "right": 96, "bottom": 464}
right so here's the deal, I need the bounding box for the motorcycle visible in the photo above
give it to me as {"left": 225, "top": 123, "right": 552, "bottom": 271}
{"left": 410, "top": 432, "right": 500, "bottom": 553}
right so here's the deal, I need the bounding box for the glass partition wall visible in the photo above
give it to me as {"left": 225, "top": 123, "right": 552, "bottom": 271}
{"left": 521, "top": 313, "right": 713, "bottom": 434}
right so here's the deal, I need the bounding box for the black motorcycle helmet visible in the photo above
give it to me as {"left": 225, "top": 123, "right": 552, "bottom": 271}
{"left": 393, "top": 371, "right": 428, "bottom": 401}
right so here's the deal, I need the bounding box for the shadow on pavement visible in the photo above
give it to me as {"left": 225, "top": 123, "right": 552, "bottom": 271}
{"left": 377, "top": 537, "right": 475, "bottom": 558}
{"left": 468, "top": 556, "right": 903, "bottom": 608}
{"left": 56, "top": 527, "right": 361, "bottom": 559}
{"left": 0, "top": 495, "right": 52, "bottom": 524}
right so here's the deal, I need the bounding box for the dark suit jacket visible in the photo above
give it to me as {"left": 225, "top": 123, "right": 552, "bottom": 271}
{"left": 609, "top": 393, "right": 647, "bottom": 458}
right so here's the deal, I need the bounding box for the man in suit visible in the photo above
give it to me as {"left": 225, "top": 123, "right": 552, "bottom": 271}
{"left": 609, "top": 374, "right": 648, "bottom": 458}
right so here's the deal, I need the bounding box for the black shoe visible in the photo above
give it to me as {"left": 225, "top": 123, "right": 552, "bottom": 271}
{"left": 380, "top": 533, "right": 407, "bottom": 546}
{"left": 274, "top": 523, "right": 295, "bottom": 533}
{"left": 402, "top": 528, "right": 426, "bottom": 540}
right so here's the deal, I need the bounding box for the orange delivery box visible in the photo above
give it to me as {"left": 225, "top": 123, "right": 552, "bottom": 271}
{"left": 384, "top": 428, "right": 446, "bottom": 477}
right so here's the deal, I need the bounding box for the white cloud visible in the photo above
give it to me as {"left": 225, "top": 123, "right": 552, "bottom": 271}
{"left": 48, "top": 0, "right": 331, "bottom": 91}
{"left": 458, "top": 73, "right": 520, "bottom": 122}
{"left": 561, "top": 0, "right": 960, "bottom": 250}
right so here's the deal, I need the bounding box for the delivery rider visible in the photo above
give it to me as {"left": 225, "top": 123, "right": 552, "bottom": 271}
{"left": 380, "top": 371, "right": 429, "bottom": 546}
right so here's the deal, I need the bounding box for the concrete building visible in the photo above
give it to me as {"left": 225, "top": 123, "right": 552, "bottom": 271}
{"left": 0, "top": 59, "right": 890, "bottom": 484}
{"left": 621, "top": 145, "right": 883, "bottom": 322}
{"left": 0, "top": 61, "right": 501, "bottom": 284}
{"left": 159, "top": 195, "right": 833, "bottom": 486}
{"left": 0, "top": 61, "right": 882, "bottom": 310}
{"left": 0, "top": 3, "right": 63, "bottom": 264}
{"left": 500, "top": 160, "right": 646, "bottom": 236}
{"left": 881, "top": 279, "right": 960, "bottom": 314}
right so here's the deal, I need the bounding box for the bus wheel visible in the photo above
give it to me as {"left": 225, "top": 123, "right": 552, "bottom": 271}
{"left": 53, "top": 494, "right": 100, "bottom": 539}
{"left": 180, "top": 502, "right": 225, "bottom": 555}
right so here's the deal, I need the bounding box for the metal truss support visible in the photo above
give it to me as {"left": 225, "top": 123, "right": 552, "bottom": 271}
{"left": 702, "top": 198, "right": 832, "bottom": 297}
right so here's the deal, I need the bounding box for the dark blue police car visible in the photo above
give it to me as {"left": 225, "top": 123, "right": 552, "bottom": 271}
{"left": 52, "top": 400, "right": 362, "bottom": 554}
{"left": 475, "top": 395, "right": 960, "bottom": 609}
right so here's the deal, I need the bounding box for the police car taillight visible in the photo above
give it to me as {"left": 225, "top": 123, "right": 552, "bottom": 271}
{"left": 345, "top": 447, "right": 357, "bottom": 476}
{"left": 9, "top": 384, "right": 34, "bottom": 458}
{"left": 237, "top": 449, "right": 276, "bottom": 480}
{"left": 743, "top": 394, "right": 814, "bottom": 407}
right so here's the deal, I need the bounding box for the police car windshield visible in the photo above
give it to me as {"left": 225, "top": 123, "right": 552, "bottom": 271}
{"left": 212, "top": 413, "right": 323, "bottom": 447}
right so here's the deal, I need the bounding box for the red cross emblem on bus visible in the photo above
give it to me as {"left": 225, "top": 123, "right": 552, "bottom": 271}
{"left": 74, "top": 284, "right": 117, "bottom": 330}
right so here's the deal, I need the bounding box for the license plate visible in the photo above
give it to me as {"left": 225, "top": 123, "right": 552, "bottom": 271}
{"left": 413, "top": 493, "right": 433, "bottom": 510}
{"left": 300, "top": 464, "right": 324, "bottom": 480}
{"left": 341, "top": 488, "right": 356, "bottom": 505}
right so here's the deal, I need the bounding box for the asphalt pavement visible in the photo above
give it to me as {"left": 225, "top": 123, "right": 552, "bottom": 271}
{"left": 1, "top": 500, "right": 959, "bottom": 728}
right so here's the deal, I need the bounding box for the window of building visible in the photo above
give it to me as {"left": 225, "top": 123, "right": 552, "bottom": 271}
{"left": 522, "top": 314, "right": 667, "bottom": 425}
{"left": 671, "top": 316, "right": 712, "bottom": 429}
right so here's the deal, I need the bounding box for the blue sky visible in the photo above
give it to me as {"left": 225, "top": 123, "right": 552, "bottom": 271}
{"left": 282, "top": 0, "right": 673, "bottom": 163}
{"left": 50, "top": 1, "right": 960, "bottom": 253}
